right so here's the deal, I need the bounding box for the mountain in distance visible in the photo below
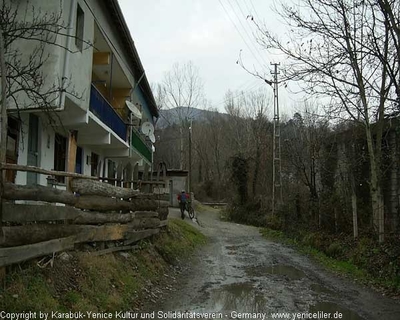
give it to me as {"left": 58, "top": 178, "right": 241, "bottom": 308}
{"left": 155, "top": 106, "right": 226, "bottom": 128}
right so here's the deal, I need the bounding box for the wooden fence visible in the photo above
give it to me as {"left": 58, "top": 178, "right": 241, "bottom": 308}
{"left": 0, "top": 164, "right": 169, "bottom": 268}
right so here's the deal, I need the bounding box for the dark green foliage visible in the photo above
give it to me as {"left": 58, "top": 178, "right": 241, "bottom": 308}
{"left": 230, "top": 154, "right": 249, "bottom": 205}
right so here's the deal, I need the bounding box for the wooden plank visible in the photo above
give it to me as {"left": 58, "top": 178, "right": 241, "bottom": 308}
{"left": 3, "top": 185, "right": 131, "bottom": 210}
{"left": 71, "top": 178, "right": 139, "bottom": 199}
{"left": 0, "top": 236, "right": 75, "bottom": 267}
{"left": 3, "top": 183, "right": 77, "bottom": 204}
{"left": 159, "top": 220, "right": 168, "bottom": 227}
{"left": 66, "top": 131, "right": 78, "bottom": 192}
{"left": 133, "top": 211, "right": 158, "bottom": 218}
{"left": 124, "top": 228, "right": 160, "bottom": 245}
{"left": 2, "top": 203, "right": 81, "bottom": 222}
{"left": 2, "top": 203, "right": 159, "bottom": 224}
{"left": 0, "top": 227, "right": 161, "bottom": 267}
{"left": 3, "top": 184, "right": 167, "bottom": 212}
{"left": 157, "top": 207, "right": 169, "bottom": 220}
{"left": 0, "top": 218, "right": 161, "bottom": 247}
{"left": 0, "top": 163, "right": 98, "bottom": 180}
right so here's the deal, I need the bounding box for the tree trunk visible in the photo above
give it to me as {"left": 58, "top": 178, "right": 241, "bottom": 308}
{"left": 3, "top": 183, "right": 169, "bottom": 211}
{"left": 252, "top": 144, "right": 261, "bottom": 197}
{"left": 70, "top": 178, "right": 139, "bottom": 199}
{"left": 366, "top": 127, "right": 384, "bottom": 242}
{"left": 2, "top": 203, "right": 159, "bottom": 224}
{"left": 0, "top": 219, "right": 161, "bottom": 247}
{"left": 352, "top": 191, "right": 358, "bottom": 239}
{"left": 3, "top": 182, "right": 77, "bottom": 204}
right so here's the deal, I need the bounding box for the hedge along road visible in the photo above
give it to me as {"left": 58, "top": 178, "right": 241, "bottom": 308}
{"left": 155, "top": 208, "right": 400, "bottom": 320}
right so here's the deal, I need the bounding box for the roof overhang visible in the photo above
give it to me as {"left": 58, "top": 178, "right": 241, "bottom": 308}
{"left": 103, "top": 0, "right": 159, "bottom": 119}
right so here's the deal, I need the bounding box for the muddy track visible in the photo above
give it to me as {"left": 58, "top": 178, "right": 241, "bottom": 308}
{"left": 153, "top": 209, "right": 400, "bottom": 320}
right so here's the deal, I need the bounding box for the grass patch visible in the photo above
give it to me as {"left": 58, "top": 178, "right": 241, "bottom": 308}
{"left": 0, "top": 219, "right": 206, "bottom": 312}
{"left": 260, "top": 227, "right": 399, "bottom": 294}
{"left": 155, "top": 219, "right": 207, "bottom": 264}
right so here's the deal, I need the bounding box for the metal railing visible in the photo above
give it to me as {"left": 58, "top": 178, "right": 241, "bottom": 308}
{"left": 131, "top": 127, "right": 152, "bottom": 163}
{"left": 89, "top": 84, "right": 127, "bottom": 141}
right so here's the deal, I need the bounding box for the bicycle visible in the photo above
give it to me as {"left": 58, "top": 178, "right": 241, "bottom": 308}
{"left": 185, "top": 200, "right": 195, "bottom": 219}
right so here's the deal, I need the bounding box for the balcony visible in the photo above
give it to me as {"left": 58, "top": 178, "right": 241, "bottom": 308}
{"left": 89, "top": 84, "right": 127, "bottom": 141}
{"left": 131, "top": 128, "right": 152, "bottom": 163}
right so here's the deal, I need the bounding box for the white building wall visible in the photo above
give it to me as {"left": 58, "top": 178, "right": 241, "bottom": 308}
{"left": 7, "top": 1, "right": 65, "bottom": 111}
{"left": 38, "top": 120, "right": 56, "bottom": 186}
{"left": 86, "top": 0, "right": 136, "bottom": 88}
{"left": 64, "top": 0, "right": 95, "bottom": 111}
{"left": 8, "top": 0, "right": 152, "bottom": 186}
{"left": 15, "top": 114, "right": 29, "bottom": 185}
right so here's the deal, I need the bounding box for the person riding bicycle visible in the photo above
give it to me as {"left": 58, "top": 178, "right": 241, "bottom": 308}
{"left": 177, "top": 190, "right": 190, "bottom": 219}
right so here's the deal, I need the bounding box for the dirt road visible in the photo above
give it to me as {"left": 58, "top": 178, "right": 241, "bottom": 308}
{"left": 156, "top": 208, "right": 400, "bottom": 320}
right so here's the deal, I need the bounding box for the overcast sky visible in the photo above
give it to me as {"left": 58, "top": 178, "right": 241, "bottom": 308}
{"left": 118, "top": 0, "right": 298, "bottom": 115}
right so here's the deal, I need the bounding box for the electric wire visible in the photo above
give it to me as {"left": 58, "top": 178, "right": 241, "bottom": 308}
{"left": 217, "top": 0, "right": 266, "bottom": 72}
{"left": 212, "top": 80, "right": 264, "bottom": 108}
{"left": 230, "top": 0, "right": 269, "bottom": 67}
{"left": 249, "top": 0, "right": 263, "bottom": 23}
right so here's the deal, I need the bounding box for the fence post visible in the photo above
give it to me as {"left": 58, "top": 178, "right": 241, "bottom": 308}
{"left": 66, "top": 130, "right": 78, "bottom": 191}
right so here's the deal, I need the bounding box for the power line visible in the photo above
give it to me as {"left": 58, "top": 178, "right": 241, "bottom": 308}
{"left": 212, "top": 79, "right": 264, "bottom": 108}
{"left": 249, "top": 0, "right": 263, "bottom": 23}
{"left": 230, "top": 0, "right": 268, "bottom": 66}
{"left": 217, "top": 0, "right": 266, "bottom": 72}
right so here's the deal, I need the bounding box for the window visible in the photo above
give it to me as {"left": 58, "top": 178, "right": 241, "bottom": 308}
{"left": 54, "top": 134, "right": 67, "bottom": 183}
{"left": 75, "top": 4, "right": 84, "bottom": 51}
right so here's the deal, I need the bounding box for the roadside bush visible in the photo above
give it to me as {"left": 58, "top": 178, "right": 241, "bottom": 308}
{"left": 326, "top": 241, "right": 344, "bottom": 259}
{"left": 225, "top": 201, "right": 267, "bottom": 227}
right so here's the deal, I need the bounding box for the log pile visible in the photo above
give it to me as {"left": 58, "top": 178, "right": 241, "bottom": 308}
{"left": 0, "top": 178, "right": 170, "bottom": 267}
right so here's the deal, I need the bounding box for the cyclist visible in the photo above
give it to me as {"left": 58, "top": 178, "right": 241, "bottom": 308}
{"left": 177, "top": 190, "right": 190, "bottom": 219}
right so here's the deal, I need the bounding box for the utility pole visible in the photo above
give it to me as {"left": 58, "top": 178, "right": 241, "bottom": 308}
{"left": 0, "top": 29, "right": 7, "bottom": 282}
{"left": 188, "top": 119, "right": 192, "bottom": 193}
{"left": 271, "top": 62, "right": 282, "bottom": 216}
{"left": 179, "top": 126, "right": 183, "bottom": 170}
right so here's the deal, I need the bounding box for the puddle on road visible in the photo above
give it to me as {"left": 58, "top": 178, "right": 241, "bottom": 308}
{"left": 310, "top": 302, "right": 364, "bottom": 320}
{"left": 198, "top": 282, "right": 268, "bottom": 313}
{"left": 246, "top": 265, "right": 305, "bottom": 280}
{"left": 310, "top": 284, "right": 335, "bottom": 296}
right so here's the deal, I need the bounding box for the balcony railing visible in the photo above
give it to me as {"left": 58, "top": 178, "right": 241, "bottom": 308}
{"left": 131, "top": 128, "right": 152, "bottom": 163}
{"left": 89, "top": 84, "right": 127, "bottom": 141}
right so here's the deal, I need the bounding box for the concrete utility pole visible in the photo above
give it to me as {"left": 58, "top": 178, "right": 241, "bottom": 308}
{"left": 188, "top": 119, "right": 192, "bottom": 193}
{"left": 180, "top": 126, "right": 184, "bottom": 170}
{"left": 271, "top": 62, "right": 282, "bottom": 216}
{"left": 0, "top": 29, "right": 7, "bottom": 282}
{"left": 0, "top": 30, "right": 7, "bottom": 166}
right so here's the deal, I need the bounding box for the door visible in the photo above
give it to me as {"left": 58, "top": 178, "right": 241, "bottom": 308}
{"left": 6, "top": 116, "right": 20, "bottom": 183}
{"left": 75, "top": 146, "right": 83, "bottom": 174}
{"left": 54, "top": 133, "right": 67, "bottom": 183}
{"left": 27, "top": 114, "right": 39, "bottom": 185}
{"left": 91, "top": 152, "right": 99, "bottom": 176}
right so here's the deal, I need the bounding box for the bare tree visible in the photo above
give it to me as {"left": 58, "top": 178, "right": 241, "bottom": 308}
{"left": 157, "top": 61, "right": 205, "bottom": 169}
{"left": 161, "top": 61, "right": 205, "bottom": 124}
{"left": 253, "top": 0, "right": 399, "bottom": 242}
